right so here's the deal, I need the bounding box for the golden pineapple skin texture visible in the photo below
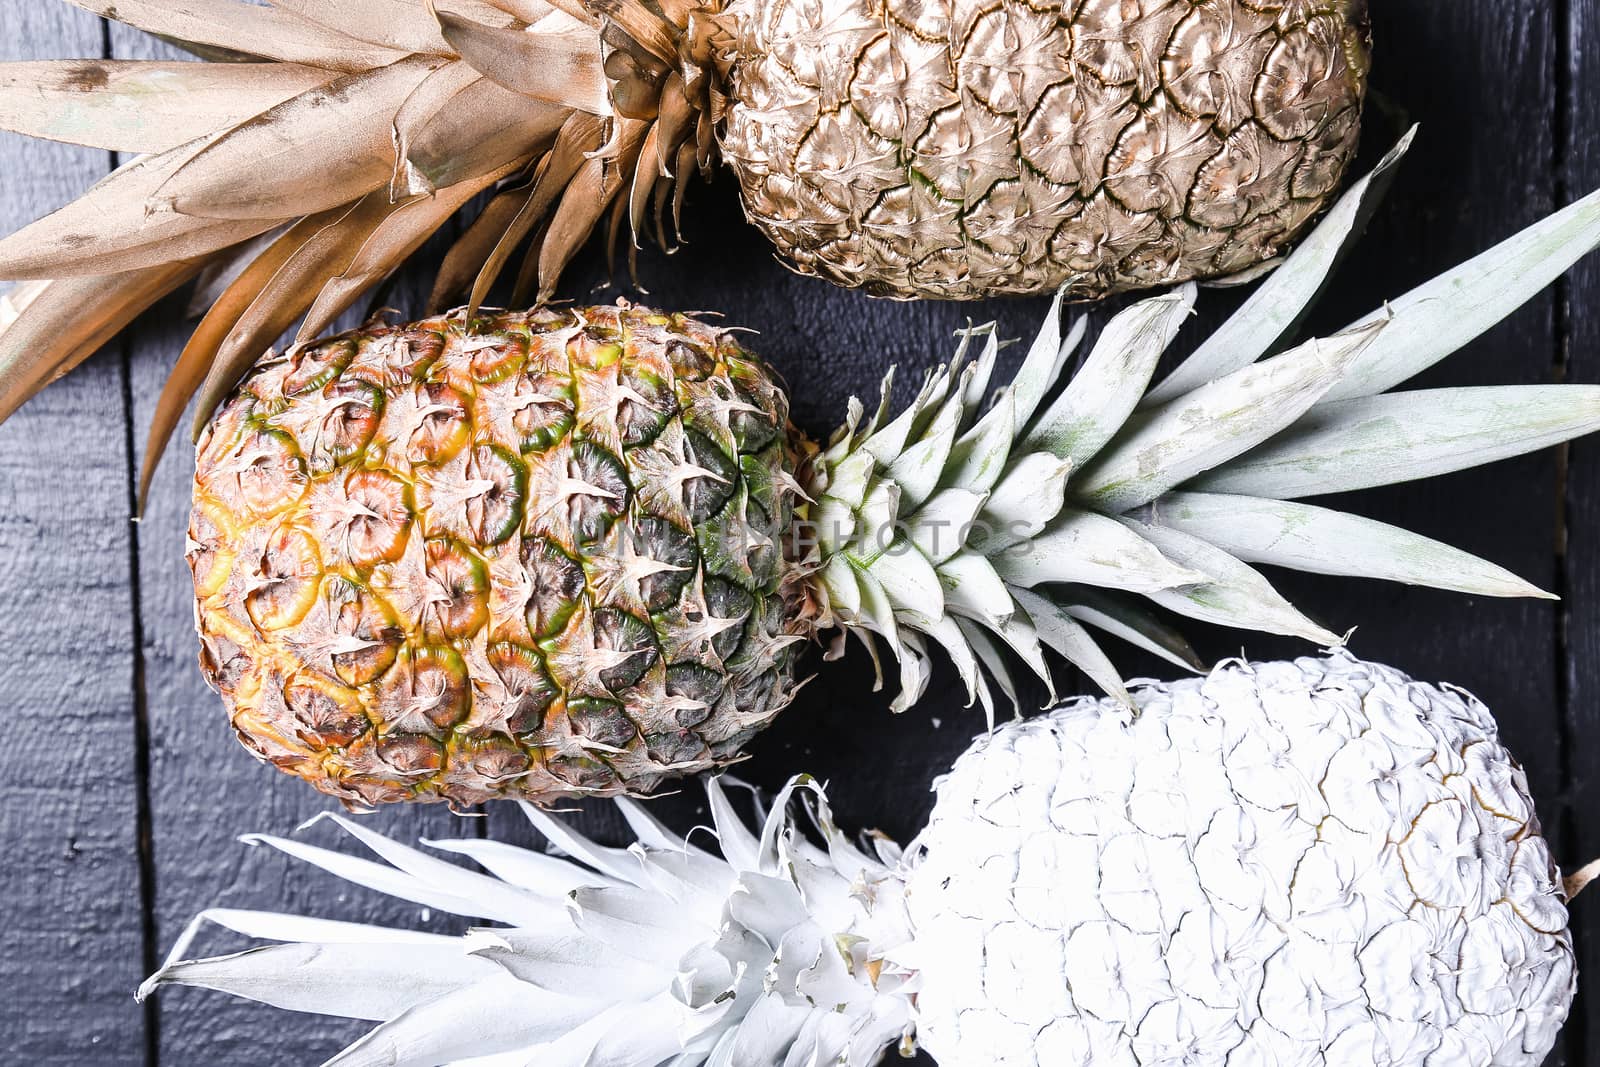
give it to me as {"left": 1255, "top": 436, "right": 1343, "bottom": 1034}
{"left": 189, "top": 305, "right": 811, "bottom": 807}
{"left": 721, "top": 0, "right": 1370, "bottom": 299}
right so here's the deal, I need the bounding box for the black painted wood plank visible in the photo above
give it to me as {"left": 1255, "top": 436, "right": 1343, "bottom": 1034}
{"left": 1559, "top": 0, "right": 1600, "bottom": 1062}
{"left": 0, "top": 6, "right": 149, "bottom": 1064}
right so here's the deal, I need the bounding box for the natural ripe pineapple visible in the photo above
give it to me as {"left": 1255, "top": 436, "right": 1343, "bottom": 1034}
{"left": 143, "top": 655, "right": 1588, "bottom": 1067}
{"left": 0, "top": 0, "right": 1370, "bottom": 459}
{"left": 191, "top": 305, "right": 813, "bottom": 807}
{"left": 188, "top": 164, "right": 1600, "bottom": 807}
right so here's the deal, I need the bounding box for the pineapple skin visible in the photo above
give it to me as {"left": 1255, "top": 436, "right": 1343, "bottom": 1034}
{"left": 721, "top": 0, "right": 1370, "bottom": 300}
{"left": 902, "top": 655, "right": 1574, "bottom": 1066}
{"left": 189, "top": 305, "right": 813, "bottom": 808}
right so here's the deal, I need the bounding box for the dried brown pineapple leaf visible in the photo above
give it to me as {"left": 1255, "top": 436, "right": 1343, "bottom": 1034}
{"left": 629, "top": 123, "right": 662, "bottom": 240}
{"left": 429, "top": 2, "right": 611, "bottom": 114}
{"left": 139, "top": 211, "right": 346, "bottom": 510}
{"left": 533, "top": 0, "right": 600, "bottom": 26}
{"left": 391, "top": 61, "right": 484, "bottom": 198}
{"left": 587, "top": 0, "right": 677, "bottom": 63}
{"left": 403, "top": 76, "right": 566, "bottom": 190}
{"left": 469, "top": 111, "right": 605, "bottom": 311}
{"left": 483, "top": 0, "right": 560, "bottom": 22}
{"left": 537, "top": 118, "right": 647, "bottom": 300}
{"left": 269, "top": 0, "right": 460, "bottom": 54}
{"left": 0, "top": 139, "right": 284, "bottom": 279}
{"left": 0, "top": 61, "right": 335, "bottom": 154}
{"left": 66, "top": 0, "right": 409, "bottom": 73}
{"left": 191, "top": 194, "right": 412, "bottom": 436}
{"left": 430, "top": 181, "right": 538, "bottom": 311}
{"left": 0, "top": 263, "right": 200, "bottom": 428}
{"left": 158, "top": 55, "right": 447, "bottom": 221}
{"left": 304, "top": 157, "right": 527, "bottom": 340}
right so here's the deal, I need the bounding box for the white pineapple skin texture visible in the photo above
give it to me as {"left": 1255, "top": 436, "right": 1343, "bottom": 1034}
{"left": 901, "top": 655, "right": 1575, "bottom": 1067}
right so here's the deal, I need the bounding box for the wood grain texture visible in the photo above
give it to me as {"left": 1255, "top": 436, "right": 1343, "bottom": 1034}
{"left": 0, "top": 0, "right": 1596, "bottom": 1064}
{"left": 1559, "top": 0, "right": 1600, "bottom": 1065}
{"left": 0, "top": 5, "right": 149, "bottom": 1064}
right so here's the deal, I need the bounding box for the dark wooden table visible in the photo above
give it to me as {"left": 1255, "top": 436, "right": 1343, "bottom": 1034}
{"left": 3, "top": 1, "right": 1599, "bottom": 1063}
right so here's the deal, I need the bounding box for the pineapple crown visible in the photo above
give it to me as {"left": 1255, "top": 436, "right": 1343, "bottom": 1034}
{"left": 138, "top": 776, "right": 920, "bottom": 1067}
{"left": 797, "top": 133, "right": 1600, "bottom": 720}
{"left": 0, "top": 0, "right": 731, "bottom": 508}
{"left": 138, "top": 653, "right": 1597, "bottom": 1067}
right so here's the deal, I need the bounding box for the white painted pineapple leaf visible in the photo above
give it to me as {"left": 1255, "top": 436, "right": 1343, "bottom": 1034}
{"left": 1121, "top": 517, "right": 1342, "bottom": 646}
{"left": 978, "top": 451, "right": 1072, "bottom": 550}
{"left": 1074, "top": 319, "right": 1384, "bottom": 513}
{"left": 863, "top": 538, "right": 945, "bottom": 621}
{"left": 322, "top": 975, "right": 596, "bottom": 1067}
{"left": 941, "top": 391, "right": 1016, "bottom": 494}
{"left": 887, "top": 628, "right": 934, "bottom": 712}
{"left": 1144, "top": 130, "right": 1415, "bottom": 405}
{"left": 1059, "top": 588, "right": 1205, "bottom": 672}
{"left": 1006, "top": 286, "right": 1076, "bottom": 427}
{"left": 1325, "top": 184, "right": 1600, "bottom": 402}
{"left": 422, "top": 836, "right": 622, "bottom": 895}
{"left": 1192, "top": 385, "right": 1600, "bottom": 499}
{"left": 990, "top": 507, "right": 1205, "bottom": 592}
{"left": 240, "top": 830, "right": 539, "bottom": 926}
{"left": 1147, "top": 491, "right": 1552, "bottom": 599}
{"left": 144, "top": 941, "right": 498, "bottom": 1022}
{"left": 937, "top": 551, "right": 1026, "bottom": 626}
{"left": 955, "top": 617, "right": 1016, "bottom": 726}
{"left": 1022, "top": 284, "right": 1194, "bottom": 462}
{"left": 907, "top": 487, "right": 989, "bottom": 564}
{"left": 885, "top": 391, "right": 962, "bottom": 510}
{"left": 1011, "top": 586, "right": 1133, "bottom": 707}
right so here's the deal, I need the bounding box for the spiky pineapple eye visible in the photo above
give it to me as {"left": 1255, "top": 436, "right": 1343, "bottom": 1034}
{"left": 631, "top": 515, "right": 698, "bottom": 612}
{"left": 244, "top": 525, "right": 322, "bottom": 632}
{"left": 283, "top": 339, "right": 355, "bottom": 396}
{"left": 664, "top": 338, "right": 717, "bottom": 380}
{"left": 618, "top": 366, "right": 675, "bottom": 447}
{"left": 349, "top": 328, "right": 446, "bottom": 389}
{"left": 520, "top": 536, "right": 587, "bottom": 638}
{"left": 485, "top": 642, "right": 559, "bottom": 736}
{"left": 377, "top": 644, "right": 472, "bottom": 735}
{"left": 421, "top": 538, "right": 490, "bottom": 641}
{"left": 341, "top": 469, "right": 414, "bottom": 569}
{"left": 374, "top": 732, "right": 446, "bottom": 778}
{"left": 465, "top": 445, "right": 528, "bottom": 547}
{"left": 281, "top": 680, "right": 367, "bottom": 748}
{"left": 513, "top": 372, "right": 576, "bottom": 454}
{"left": 1255, "top": 18, "right": 1351, "bottom": 140}
{"left": 702, "top": 578, "right": 754, "bottom": 663}
{"left": 567, "top": 440, "right": 631, "bottom": 546}
{"left": 545, "top": 752, "right": 613, "bottom": 790}
{"left": 567, "top": 696, "right": 639, "bottom": 749}
{"left": 664, "top": 663, "right": 721, "bottom": 729}
{"left": 230, "top": 427, "right": 308, "bottom": 517}
{"left": 315, "top": 380, "right": 384, "bottom": 468}
{"left": 324, "top": 577, "right": 402, "bottom": 688}
{"left": 592, "top": 608, "right": 660, "bottom": 691}
{"left": 455, "top": 738, "right": 532, "bottom": 782}
{"left": 405, "top": 382, "right": 473, "bottom": 466}
{"left": 465, "top": 330, "right": 530, "bottom": 383}
{"left": 681, "top": 429, "right": 737, "bottom": 524}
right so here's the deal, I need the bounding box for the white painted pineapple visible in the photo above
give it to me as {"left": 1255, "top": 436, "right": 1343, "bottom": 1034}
{"left": 143, "top": 654, "right": 1586, "bottom": 1067}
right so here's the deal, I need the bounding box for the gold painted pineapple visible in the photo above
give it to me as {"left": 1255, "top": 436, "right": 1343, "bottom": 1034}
{"left": 187, "top": 169, "right": 1600, "bottom": 808}
{"left": 724, "top": 0, "right": 1371, "bottom": 297}
{"left": 0, "top": 0, "right": 1367, "bottom": 477}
